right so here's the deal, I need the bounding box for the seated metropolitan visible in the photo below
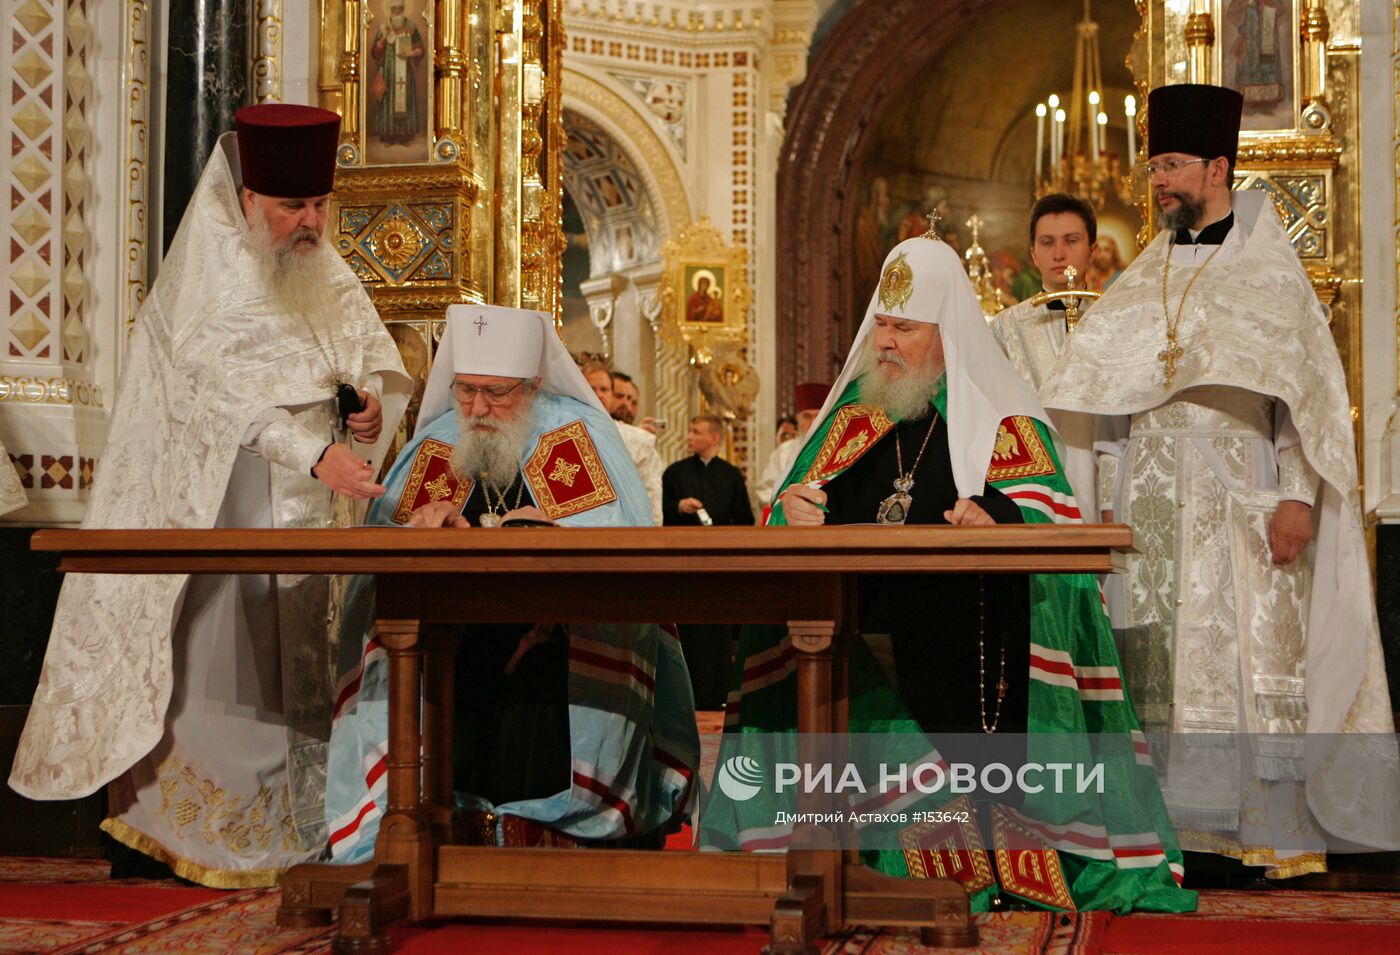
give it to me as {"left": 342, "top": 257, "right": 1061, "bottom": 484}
{"left": 703, "top": 236, "right": 1195, "bottom": 914}
{"left": 325, "top": 305, "right": 698, "bottom": 857}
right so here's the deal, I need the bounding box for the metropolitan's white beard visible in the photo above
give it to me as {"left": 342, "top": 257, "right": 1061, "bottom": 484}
{"left": 451, "top": 403, "right": 534, "bottom": 486}
{"left": 854, "top": 338, "right": 946, "bottom": 421}
{"left": 245, "top": 206, "right": 342, "bottom": 332}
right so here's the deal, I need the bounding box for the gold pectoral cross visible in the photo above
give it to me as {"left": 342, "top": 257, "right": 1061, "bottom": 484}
{"left": 1158, "top": 340, "right": 1184, "bottom": 388}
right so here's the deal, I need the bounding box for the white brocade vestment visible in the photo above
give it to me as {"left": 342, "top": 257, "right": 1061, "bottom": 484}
{"left": 1106, "top": 385, "right": 1328, "bottom": 870}
{"left": 1040, "top": 191, "right": 1400, "bottom": 874}
{"left": 0, "top": 436, "right": 25, "bottom": 517}
{"left": 616, "top": 420, "right": 663, "bottom": 524}
{"left": 9, "top": 135, "right": 412, "bottom": 888}
{"left": 989, "top": 297, "right": 1097, "bottom": 515}
{"left": 753, "top": 439, "right": 800, "bottom": 513}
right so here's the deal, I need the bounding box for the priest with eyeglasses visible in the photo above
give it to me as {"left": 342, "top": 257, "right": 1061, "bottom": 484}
{"left": 1040, "top": 83, "right": 1400, "bottom": 878}
{"left": 323, "top": 305, "right": 698, "bottom": 859}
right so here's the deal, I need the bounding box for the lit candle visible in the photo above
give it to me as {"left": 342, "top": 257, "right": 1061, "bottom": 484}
{"left": 1055, "top": 108, "right": 1067, "bottom": 171}
{"left": 1088, "top": 90, "right": 1101, "bottom": 157}
{"left": 1097, "top": 112, "right": 1108, "bottom": 161}
{"left": 1124, "top": 94, "right": 1137, "bottom": 164}
{"left": 1035, "top": 103, "right": 1047, "bottom": 179}
{"left": 1048, "top": 95, "right": 1061, "bottom": 171}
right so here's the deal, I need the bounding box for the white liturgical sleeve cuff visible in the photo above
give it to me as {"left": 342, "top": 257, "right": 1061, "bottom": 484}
{"left": 241, "top": 410, "right": 330, "bottom": 475}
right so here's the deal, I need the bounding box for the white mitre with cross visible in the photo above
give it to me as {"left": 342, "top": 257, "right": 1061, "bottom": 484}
{"left": 808, "top": 236, "right": 1053, "bottom": 499}
{"left": 416, "top": 304, "right": 607, "bottom": 435}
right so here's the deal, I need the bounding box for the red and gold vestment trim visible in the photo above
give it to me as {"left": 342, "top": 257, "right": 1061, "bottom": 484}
{"left": 898, "top": 795, "right": 995, "bottom": 893}
{"left": 991, "top": 803, "right": 1075, "bottom": 911}
{"left": 986, "top": 416, "right": 1055, "bottom": 483}
{"left": 802, "top": 404, "right": 895, "bottom": 484}
{"left": 523, "top": 420, "right": 617, "bottom": 520}
{"left": 391, "top": 438, "right": 473, "bottom": 525}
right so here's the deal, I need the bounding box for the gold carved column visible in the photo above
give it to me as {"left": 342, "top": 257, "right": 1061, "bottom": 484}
{"left": 320, "top": 0, "right": 565, "bottom": 420}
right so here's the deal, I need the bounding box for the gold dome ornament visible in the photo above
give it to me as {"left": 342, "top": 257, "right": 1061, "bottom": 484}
{"left": 878, "top": 251, "right": 914, "bottom": 312}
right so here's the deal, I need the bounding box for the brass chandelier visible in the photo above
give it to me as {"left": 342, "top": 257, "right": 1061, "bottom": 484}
{"left": 1032, "top": 0, "right": 1136, "bottom": 208}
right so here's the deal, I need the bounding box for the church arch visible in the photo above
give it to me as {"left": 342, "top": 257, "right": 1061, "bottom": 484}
{"left": 561, "top": 67, "right": 694, "bottom": 461}
{"left": 775, "top": 0, "right": 1138, "bottom": 401}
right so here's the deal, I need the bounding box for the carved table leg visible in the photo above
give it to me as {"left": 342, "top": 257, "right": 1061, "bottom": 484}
{"left": 333, "top": 864, "right": 411, "bottom": 955}
{"left": 278, "top": 859, "right": 378, "bottom": 927}
{"left": 844, "top": 864, "right": 978, "bottom": 947}
{"left": 775, "top": 619, "right": 844, "bottom": 952}
{"left": 330, "top": 618, "right": 434, "bottom": 954}
{"left": 421, "top": 624, "right": 456, "bottom": 844}
{"left": 766, "top": 873, "right": 824, "bottom": 955}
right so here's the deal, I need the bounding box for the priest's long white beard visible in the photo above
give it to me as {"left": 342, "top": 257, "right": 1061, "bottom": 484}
{"left": 854, "top": 340, "right": 945, "bottom": 422}
{"left": 451, "top": 404, "right": 534, "bottom": 487}
{"left": 245, "top": 207, "right": 342, "bottom": 333}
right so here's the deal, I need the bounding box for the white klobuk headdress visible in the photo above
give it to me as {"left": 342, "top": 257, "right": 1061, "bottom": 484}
{"left": 416, "top": 304, "right": 606, "bottom": 436}
{"left": 812, "top": 235, "right": 1055, "bottom": 498}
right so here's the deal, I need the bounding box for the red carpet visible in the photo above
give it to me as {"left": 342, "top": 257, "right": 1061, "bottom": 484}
{"left": 1104, "top": 920, "right": 1400, "bottom": 954}
{"left": 5, "top": 859, "right": 1400, "bottom": 955}
{"left": 0, "top": 884, "right": 223, "bottom": 922}
{"left": 1102, "top": 890, "right": 1400, "bottom": 954}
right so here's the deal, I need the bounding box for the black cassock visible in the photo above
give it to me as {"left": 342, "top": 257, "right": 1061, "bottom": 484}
{"left": 820, "top": 413, "right": 1032, "bottom": 742}
{"left": 452, "top": 473, "right": 571, "bottom": 807}
{"left": 661, "top": 455, "right": 754, "bottom": 708}
{"left": 661, "top": 454, "right": 755, "bottom": 527}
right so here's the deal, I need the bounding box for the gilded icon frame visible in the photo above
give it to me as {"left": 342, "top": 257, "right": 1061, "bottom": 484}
{"left": 360, "top": 0, "right": 436, "bottom": 165}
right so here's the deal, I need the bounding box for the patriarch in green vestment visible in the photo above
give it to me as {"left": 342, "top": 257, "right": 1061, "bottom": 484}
{"left": 699, "top": 235, "right": 1196, "bottom": 914}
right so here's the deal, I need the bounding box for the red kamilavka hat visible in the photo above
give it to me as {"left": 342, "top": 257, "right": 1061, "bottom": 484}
{"left": 793, "top": 382, "right": 831, "bottom": 412}
{"left": 234, "top": 104, "right": 341, "bottom": 198}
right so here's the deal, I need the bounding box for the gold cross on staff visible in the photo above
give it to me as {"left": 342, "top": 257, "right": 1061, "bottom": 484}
{"left": 921, "top": 209, "right": 943, "bottom": 241}
{"left": 1158, "top": 340, "right": 1184, "bottom": 388}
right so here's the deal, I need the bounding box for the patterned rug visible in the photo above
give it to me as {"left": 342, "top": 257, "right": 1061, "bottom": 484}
{"left": 6, "top": 856, "right": 1400, "bottom": 954}
{"left": 1100, "top": 890, "right": 1400, "bottom": 955}
{"left": 0, "top": 857, "right": 333, "bottom": 955}
{"left": 0, "top": 857, "right": 1098, "bottom": 955}
{"left": 45, "top": 890, "right": 333, "bottom": 955}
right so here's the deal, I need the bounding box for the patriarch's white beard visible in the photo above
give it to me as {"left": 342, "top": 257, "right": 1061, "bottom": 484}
{"left": 854, "top": 339, "right": 946, "bottom": 421}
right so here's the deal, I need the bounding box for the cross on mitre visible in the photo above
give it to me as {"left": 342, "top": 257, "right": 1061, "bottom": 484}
{"left": 474, "top": 314, "right": 488, "bottom": 335}
{"left": 921, "top": 210, "right": 943, "bottom": 242}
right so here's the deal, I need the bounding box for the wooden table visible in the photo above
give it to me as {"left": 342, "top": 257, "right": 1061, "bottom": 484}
{"left": 33, "top": 525, "right": 1133, "bottom": 954}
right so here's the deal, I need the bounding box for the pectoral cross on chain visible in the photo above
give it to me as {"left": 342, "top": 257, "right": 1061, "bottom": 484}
{"left": 474, "top": 315, "right": 488, "bottom": 335}
{"left": 1158, "top": 341, "right": 1184, "bottom": 388}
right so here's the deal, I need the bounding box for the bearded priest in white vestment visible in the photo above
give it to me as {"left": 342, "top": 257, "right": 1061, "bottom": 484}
{"left": 989, "top": 192, "right": 1101, "bottom": 515}
{"left": 8, "top": 104, "right": 411, "bottom": 887}
{"left": 1041, "top": 84, "right": 1400, "bottom": 877}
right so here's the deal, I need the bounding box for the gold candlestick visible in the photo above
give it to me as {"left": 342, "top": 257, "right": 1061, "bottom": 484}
{"left": 1027, "top": 264, "right": 1100, "bottom": 332}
